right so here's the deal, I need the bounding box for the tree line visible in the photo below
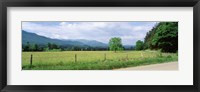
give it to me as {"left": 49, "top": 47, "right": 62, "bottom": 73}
{"left": 135, "top": 22, "right": 178, "bottom": 53}
{"left": 23, "top": 37, "right": 133, "bottom": 52}
{"left": 22, "top": 42, "right": 112, "bottom": 51}
{"left": 23, "top": 42, "right": 60, "bottom": 51}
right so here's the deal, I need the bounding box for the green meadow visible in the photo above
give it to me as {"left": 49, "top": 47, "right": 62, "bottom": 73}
{"left": 22, "top": 22, "right": 178, "bottom": 70}
{"left": 22, "top": 51, "right": 178, "bottom": 70}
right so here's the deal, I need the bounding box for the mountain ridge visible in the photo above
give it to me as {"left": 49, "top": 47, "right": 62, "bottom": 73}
{"left": 22, "top": 30, "right": 108, "bottom": 48}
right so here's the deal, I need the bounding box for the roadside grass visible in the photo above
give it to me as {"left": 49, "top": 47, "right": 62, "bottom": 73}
{"left": 22, "top": 51, "right": 178, "bottom": 70}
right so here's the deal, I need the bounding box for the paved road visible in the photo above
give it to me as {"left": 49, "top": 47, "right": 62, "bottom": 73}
{"left": 115, "top": 62, "right": 178, "bottom": 70}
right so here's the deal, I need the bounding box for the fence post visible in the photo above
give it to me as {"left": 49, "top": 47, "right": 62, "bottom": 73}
{"left": 30, "top": 54, "right": 33, "bottom": 66}
{"left": 126, "top": 54, "right": 128, "bottom": 59}
{"left": 104, "top": 53, "right": 106, "bottom": 61}
{"left": 75, "top": 54, "right": 77, "bottom": 62}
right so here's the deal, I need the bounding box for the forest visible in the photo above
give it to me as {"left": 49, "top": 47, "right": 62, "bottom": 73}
{"left": 136, "top": 22, "right": 178, "bottom": 52}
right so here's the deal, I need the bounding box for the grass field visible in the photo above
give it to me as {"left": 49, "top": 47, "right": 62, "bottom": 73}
{"left": 22, "top": 51, "right": 178, "bottom": 70}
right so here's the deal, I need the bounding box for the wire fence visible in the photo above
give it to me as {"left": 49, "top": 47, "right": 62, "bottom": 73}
{"left": 22, "top": 51, "right": 162, "bottom": 66}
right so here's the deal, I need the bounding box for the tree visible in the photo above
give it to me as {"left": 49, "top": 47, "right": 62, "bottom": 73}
{"left": 135, "top": 40, "right": 144, "bottom": 50}
{"left": 24, "top": 42, "right": 30, "bottom": 51}
{"left": 47, "top": 43, "right": 59, "bottom": 50}
{"left": 109, "top": 37, "right": 123, "bottom": 52}
{"left": 143, "top": 22, "right": 178, "bottom": 52}
{"left": 143, "top": 24, "right": 159, "bottom": 50}
{"left": 151, "top": 22, "right": 178, "bottom": 52}
{"left": 47, "top": 43, "right": 52, "bottom": 50}
{"left": 52, "top": 43, "right": 58, "bottom": 49}
{"left": 33, "top": 44, "right": 39, "bottom": 51}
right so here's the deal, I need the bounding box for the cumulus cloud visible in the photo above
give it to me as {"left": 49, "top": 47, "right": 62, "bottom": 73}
{"left": 22, "top": 22, "right": 157, "bottom": 45}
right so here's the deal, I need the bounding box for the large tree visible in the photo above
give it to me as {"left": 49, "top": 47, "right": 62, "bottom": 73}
{"left": 143, "top": 22, "right": 178, "bottom": 52}
{"left": 135, "top": 40, "right": 144, "bottom": 50}
{"left": 143, "top": 25, "right": 158, "bottom": 49}
{"left": 109, "top": 37, "right": 123, "bottom": 52}
{"left": 151, "top": 22, "right": 178, "bottom": 52}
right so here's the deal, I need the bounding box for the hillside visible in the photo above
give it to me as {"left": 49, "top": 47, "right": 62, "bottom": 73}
{"left": 22, "top": 30, "right": 108, "bottom": 48}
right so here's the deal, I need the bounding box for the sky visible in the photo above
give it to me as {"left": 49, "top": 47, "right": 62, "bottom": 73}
{"left": 22, "top": 22, "right": 157, "bottom": 45}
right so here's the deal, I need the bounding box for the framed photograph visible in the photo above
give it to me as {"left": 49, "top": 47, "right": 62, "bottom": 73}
{"left": 0, "top": 0, "right": 199, "bottom": 92}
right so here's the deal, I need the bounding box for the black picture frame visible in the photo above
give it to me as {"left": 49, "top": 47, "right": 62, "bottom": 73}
{"left": 0, "top": 0, "right": 199, "bottom": 92}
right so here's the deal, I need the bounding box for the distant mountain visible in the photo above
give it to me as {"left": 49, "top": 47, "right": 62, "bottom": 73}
{"left": 123, "top": 45, "right": 135, "bottom": 50}
{"left": 22, "top": 30, "right": 108, "bottom": 48}
{"left": 69, "top": 39, "right": 108, "bottom": 47}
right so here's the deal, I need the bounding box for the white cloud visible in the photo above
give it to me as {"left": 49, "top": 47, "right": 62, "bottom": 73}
{"left": 22, "top": 22, "right": 157, "bottom": 45}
